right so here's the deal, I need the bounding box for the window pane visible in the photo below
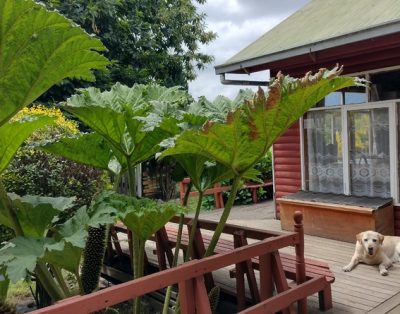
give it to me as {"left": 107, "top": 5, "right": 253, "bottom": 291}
{"left": 317, "top": 92, "right": 342, "bottom": 107}
{"left": 348, "top": 108, "right": 390, "bottom": 198}
{"left": 304, "top": 110, "right": 343, "bottom": 193}
{"left": 370, "top": 71, "right": 400, "bottom": 101}
{"left": 345, "top": 91, "right": 367, "bottom": 105}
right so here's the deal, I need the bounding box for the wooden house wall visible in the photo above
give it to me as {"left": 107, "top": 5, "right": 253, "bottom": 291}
{"left": 395, "top": 206, "right": 400, "bottom": 236}
{"left": 272, "top": 121, "right": 302, "bottom": 218}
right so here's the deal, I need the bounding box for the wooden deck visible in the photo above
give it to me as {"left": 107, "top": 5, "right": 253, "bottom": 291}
{"left": 112, "top": 200, "right": 400, "bottom": 313}
{"left": 199, "top": 201, "right": 400, "bottom": 313}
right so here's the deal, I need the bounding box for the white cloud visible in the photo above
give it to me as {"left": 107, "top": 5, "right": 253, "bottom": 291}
{"left": 188, "top": 0, "right": 310, "bottom": 100}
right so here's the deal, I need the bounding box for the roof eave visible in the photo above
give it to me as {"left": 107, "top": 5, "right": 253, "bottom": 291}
{"left": 215, "top": 20, "right": 400, "bottom": 75}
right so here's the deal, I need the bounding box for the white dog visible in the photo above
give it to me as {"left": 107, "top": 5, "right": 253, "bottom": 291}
{"left": 343, "top": 231, "right": 400, "bottom": 276}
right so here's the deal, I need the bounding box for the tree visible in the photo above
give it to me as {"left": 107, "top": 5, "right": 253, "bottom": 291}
{"left": 39, "top": 0, "right": 216, "bottom": 102}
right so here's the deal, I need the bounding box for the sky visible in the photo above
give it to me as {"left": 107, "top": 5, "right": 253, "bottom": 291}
{"left": 188, "top": 0, "right": 310, "bottom": 101}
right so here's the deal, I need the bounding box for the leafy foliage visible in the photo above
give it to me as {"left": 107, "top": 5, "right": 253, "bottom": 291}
{"left": 0, "top": 116, "right": 55, "bottom": 174}
{"left": 2, "top": 107, "right": 108, "bottom": 216}
{"left": 188, "top": 89, "right": 254, "bottom": 122}
{"left": 94, "top": 192, "right": 184, "bottom": 241}
{"left": 162, "top": 67, "right": 361, "bottom": 175}
{"left": 0, "top": 195, "right": 117, "bottom": 283}
{"left": 39, "top": 0, "right": 216, "bottom": 100}
{"left": 0, "top": 0, "right": 108, "bottom": 126}
{"left": 40, "top": 83, "right": 189, "bottom": 173}
{"left": 162, "top": 66, "right": 362, "bottom": 258}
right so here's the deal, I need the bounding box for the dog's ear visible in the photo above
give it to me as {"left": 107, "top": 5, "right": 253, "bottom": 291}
{"left": 356, "top": 232, "right": 363, "bottom": 243}
{"left": 378, "top": 233, "right": 384, "bottom": 244}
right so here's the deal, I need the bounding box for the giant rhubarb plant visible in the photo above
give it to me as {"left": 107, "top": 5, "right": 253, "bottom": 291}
{"left": 40, "top": 83, "right": 189, "bottom": 313}
{"left": 161, "top": 66, "right": 363, "bottom": 257}
{"left": 0, "top": 0, "right": 108, "bottom": 302}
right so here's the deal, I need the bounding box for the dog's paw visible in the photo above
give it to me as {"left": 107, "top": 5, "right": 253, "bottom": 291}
{"left": 342, "top": 265, "right": 352, "bottom": 272}
{"left": 380, "top": 269, "right": 389, "bottom": 276}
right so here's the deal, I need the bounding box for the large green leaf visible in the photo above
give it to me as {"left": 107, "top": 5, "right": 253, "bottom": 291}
{"left": 172, "top": 154, "right": 233, "bottom": 192}
{"left": 161, "top": 67, "right": 361, "bottom": 174}
{"left": 48, "top": 83, "right": 187, "bottom": 169}
{"left": 0, "top": 0, "right": 108, "bottom": 126}
{"left": 54, "top": 203, "right": 117, "bottom": 248}
{"left": 43, "top": 242, "right": 82, "bottom": 274}
{"left": 0, "top": 116, "right": 54, "bottom": 173}
{"left": 120, "top": 200, "right": 184, "bottom": 241}
{"left": 0, "top": 237, "right": 59, "bottom": 283}
{"left": 95, "top": 192, "right": 184, "bottom": 241}
{"left": 8, "top": 194, "right": 75, "bottom": 237}
{"left": 40, "top": 133, "right": 119, "bottom": 170}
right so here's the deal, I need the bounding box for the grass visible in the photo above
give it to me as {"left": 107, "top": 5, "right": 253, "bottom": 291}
{"left": 6, "top": 280, "right": 33, "bottom": 306}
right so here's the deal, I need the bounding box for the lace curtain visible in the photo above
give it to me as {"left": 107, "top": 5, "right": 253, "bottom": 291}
{"left": 304, "top": 107, "right": 391, "bottom": 198}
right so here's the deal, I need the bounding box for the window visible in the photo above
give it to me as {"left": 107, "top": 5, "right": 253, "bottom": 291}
{"left": 304, "top": 110, "right": 343, "bottom": 193}
{"left": 316, "top": 85, "right": 367, "bottom": 107}
{"left": 348, "top": 108, "right": 390, "bottom": 198}
{"left": 303, "top": 69, "right": 400, "bottom": 201}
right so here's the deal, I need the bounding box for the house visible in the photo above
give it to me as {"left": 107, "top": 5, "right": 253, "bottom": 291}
{"left": 215, "top": 0, "right": 400, "bottom": 237}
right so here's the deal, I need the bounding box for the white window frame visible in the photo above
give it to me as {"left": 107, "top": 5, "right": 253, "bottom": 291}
{"left": 301, "top": 100, "right": 399, "bottom": 204}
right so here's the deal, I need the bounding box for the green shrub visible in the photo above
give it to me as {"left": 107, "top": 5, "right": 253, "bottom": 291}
{"left": 254, "top": 150, "right": 273, "bottom": 181}
{"left": 1, "top": 106, "right": 108, "bottom": 224}
{"left": 0, "top": 226, "right": 14, "bottom": 248}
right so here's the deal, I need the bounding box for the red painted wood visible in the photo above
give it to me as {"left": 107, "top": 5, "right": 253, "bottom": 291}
{"left": 194, "top": 276, "right": 212, "bottom": 314}
{"left": 229, "top": 32, "right": 400, "bottom": 77}
{"left": 273, "top": 150, "right": 301, "bottom": 158}
{"left": 179, "top": 278, "right": 196, "bottom": 313}
{"left": 294, "top": 211, "right": 307, "bottom": 313}
{"left": 239, "top": 277, "right": 328, "bottom": 314}
{"left": 273, "top": 122, "right": 301, "bottom": 217}
{"left": 259, "top": 253, "right": 273, "bottom": 300}
{"left": 32, "top": 232, "right": 300, "bottom": 314}
{"left": 394, "top": 206, "right": 400, "bottom": 235}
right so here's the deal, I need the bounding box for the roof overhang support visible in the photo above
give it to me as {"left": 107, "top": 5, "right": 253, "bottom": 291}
{"left": 219, "top": 73, "right": 269, "bottom": 86}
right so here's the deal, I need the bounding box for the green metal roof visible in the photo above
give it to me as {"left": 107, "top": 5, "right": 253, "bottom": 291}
{"left": 216, "top": 0, "right": 400, "bottom": 74}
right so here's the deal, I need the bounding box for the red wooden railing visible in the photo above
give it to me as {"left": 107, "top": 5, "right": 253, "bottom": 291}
{"left": 30, "top": 212, "right": 327, "bottom": 314}
{"left": 179, "top": 177, "right": 273, "bottom": 208}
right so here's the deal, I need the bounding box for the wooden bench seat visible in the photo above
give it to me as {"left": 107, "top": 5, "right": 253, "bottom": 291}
{"left": 111, "top": 216, "right": 334, "bottom": 312}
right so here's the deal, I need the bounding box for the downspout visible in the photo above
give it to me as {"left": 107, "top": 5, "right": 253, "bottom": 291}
{"left": 219, "top": 73, "right": 269, "bottom": 86}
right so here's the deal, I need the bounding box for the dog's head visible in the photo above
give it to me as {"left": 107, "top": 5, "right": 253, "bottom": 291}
{"left": 356, "top": 231, "right": 384, "bottom": 256}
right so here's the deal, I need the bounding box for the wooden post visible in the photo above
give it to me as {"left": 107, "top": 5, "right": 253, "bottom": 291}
{"left": 294, "top": 211, "right": 307, "bottom": 314}
{"left": 179, "top": 178, "right": 190, "bottom": 205}
{"left": 187, "top": 221, "right": 214, "bottom": 290}
{"left": 234, "top": 231, "right": 260, "bottom": 305}
{"left": 178, "top": 278, "right": 196, "bottom": 313}
{"left": 258, "top": 253, "right": 273, "bottom": 300}
{"left": 213, "top": 183, "right": 224, "bottom": 208}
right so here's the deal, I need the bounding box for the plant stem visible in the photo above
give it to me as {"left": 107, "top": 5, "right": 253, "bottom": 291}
{"left": 0, "top": 180, "right": 24, "bottom": 236}
{"left": 185, "top": 191, "right": 203, "bottom": 261}
{"left": 50, "top": 265, "right": 70, "bottom": 297}
{"left": 204, "top": 176, "right": 242, "bottom": 257}
{"left": 133, "top": 239, "right": 146, "bottom": 314}
{"left": 35, "top": 262, "right": 65, "bottom": 301}
{"left": 74, "top": 269, "right": 84, "bottom": 295}
{"left": 162, "top": 183, "right": 192, "bottom": 314}
{"left": 0, "top": 180, "right": 66, "bottom": 302}
{"left": 126, "top": 158, "right": 136, "bottom": 197}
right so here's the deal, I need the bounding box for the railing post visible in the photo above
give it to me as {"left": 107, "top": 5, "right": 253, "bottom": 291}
{"left": 180, "top": 178, "right": 190, "bottom": 205}
{"left": 294, "top": 211, "right": 307, "bottom": 314}
{"left": 213, "top": 182, "right": 224, "bottom": 208}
